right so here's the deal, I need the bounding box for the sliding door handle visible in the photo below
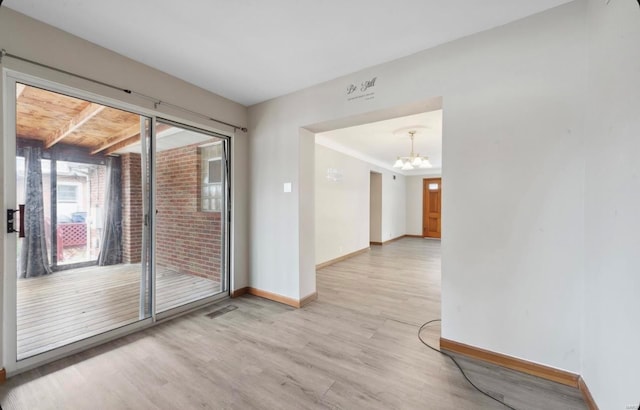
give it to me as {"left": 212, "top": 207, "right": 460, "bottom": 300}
{"left": 18, "top": 204, "right": 25, "bottom": 238}
{"left": 7, "top": 204, "right": 25, "bottom": 237}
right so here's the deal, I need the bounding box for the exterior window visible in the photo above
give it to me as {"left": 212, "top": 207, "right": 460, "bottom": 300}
{"left": 200, "top": 143, "right": 223, "bottom": 212}
{"left": 57, "top": 184, "right": 78, "bottom": 202}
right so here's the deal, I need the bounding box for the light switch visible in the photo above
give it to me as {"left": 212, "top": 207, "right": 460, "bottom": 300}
{"left": 283, "top": 182, "right": 292, "bottom": 193}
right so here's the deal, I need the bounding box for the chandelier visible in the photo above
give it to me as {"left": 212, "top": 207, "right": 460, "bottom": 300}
{"left": 392, "top": 130, "right": 432, "bottom": 170}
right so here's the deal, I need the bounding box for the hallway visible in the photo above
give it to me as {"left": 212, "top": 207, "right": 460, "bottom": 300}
{"left": 0, "top": 238, "right": 585, "bottom": 409}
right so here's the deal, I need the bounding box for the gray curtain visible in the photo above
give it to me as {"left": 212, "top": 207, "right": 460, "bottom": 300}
{"left": 19, "top": 147, "right": 52, "bottom": 278}
{"left": 98, "top": 157, "right": 123, "bottom": 266}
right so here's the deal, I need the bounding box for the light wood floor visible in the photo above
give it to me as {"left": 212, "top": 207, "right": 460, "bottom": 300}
{"left": 17, "top": 264, "right": 221, "bottom": 359}
{"left": 1, "top": 238, "right": 586, "bottom": 409}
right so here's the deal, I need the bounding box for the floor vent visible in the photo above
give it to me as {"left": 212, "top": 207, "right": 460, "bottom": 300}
{"left": 205, "top": 305, "right": 237, "bottom": 319}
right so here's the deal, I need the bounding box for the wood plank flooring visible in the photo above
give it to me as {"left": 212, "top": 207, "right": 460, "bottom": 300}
{"left": 17, "top": 264, "right": 221, "bottom": 359}
{"left": 1, "top": 238, "right": 586, "bottom": 409}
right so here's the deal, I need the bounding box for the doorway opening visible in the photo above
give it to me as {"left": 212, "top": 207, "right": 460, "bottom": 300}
{"left": 309, "top": 98, "right": 444, "bottom": 337}
{"left": 314, "top": 108, "right": 442, "bottom": 264}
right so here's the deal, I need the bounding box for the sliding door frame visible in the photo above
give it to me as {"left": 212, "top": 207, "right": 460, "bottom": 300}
{"left": 2, "top": 68, "right": 232, "bottom": 376}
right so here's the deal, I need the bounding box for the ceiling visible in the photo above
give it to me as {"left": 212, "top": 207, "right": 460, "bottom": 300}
{"left": 316, "top": 110, "right": 442, "bottom": 176}
{"left": 17, "top": 84, "right": 221, "bottom": 156}
{"left": 16, "top": 84, "right": 141, "bottom": 155}
{"left": 5, "top": 0, "right": 573, "bottom": 106}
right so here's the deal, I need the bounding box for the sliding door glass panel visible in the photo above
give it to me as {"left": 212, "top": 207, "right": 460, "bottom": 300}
{"left": 155, "top": 121, "right": 227, "bottom": 313}
{"left": 15, "top": 83, "right": 151, "bottom": 360}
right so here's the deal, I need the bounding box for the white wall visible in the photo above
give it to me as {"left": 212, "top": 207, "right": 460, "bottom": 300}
{"left": 405, "top": 175, "right": 442, "bottom": 236}
{"left": 0, "top": 9, "right": 249, "bottom": 366}
{"left": 315, "top": 144, "right": 406, "bottom": 265}
{"left": 405, "top": 177, "right": 423, "bottom": 236}
{"left": 582, "top": 0, "right": 640, "bottom": 408}
{"left": 381, "top": 172, "right": 406, "bottom": 242}
{"left": 369, "top": 173, "right": 382, "bottom": 243}
{"left": 315, "top": 145, "right": 370, "bottom": 264}
{"left": 249, "top": 1, "right": 586, "bottom": 373}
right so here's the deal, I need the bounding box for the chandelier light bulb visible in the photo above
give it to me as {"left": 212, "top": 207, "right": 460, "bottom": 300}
{"left": 392, "top": 130, "right": 433, "bottom": 171}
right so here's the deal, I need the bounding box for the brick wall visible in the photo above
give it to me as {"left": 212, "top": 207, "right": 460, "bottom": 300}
{"left": 121, "top": 154, "right": 143, "bottom": 264}
{"left": 156, "top": 144, "right": 222, "bottom": 281}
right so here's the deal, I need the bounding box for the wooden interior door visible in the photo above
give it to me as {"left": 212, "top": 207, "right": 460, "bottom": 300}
{"left": 423, "top": 178, "right": 442, "bottom": 238}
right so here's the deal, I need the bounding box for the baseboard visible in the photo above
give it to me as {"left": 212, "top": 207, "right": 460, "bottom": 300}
{"left": 371, "top": 235, "right": 423, "bottom": 246}
{"left": 244, "top": 287, "right": 299, "bottom": 307}
{"left": 315, "top": 247, "right": 369, "bottom": 270}
{"left": 578, "top": 376, "right": 599, "bottom": 410}
{"left": 382, "top": 235, "right": 406, "bottom": 245}
{"left": 232, "top": 286, "right": 317, "bottom": 309}
{"left": 439, "top": 338, "right": 579, "bottom": 387}
{"left": 299, "top": 292, "right": 318, "bottom": 307}
{"left": 231, "top": 287, "right": 249, "bottom": 298}
{"left": 0, "top": 368, "right": 5, "bottom": 383}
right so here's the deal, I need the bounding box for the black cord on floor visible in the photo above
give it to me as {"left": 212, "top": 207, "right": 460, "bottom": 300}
{"left": 418, "top": 319, "right": 518, "bottom": 410}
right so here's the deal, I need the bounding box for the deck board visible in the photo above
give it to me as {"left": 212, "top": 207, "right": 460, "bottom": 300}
{"left": 17, "top": 264, "right": 221, "bottom": 360}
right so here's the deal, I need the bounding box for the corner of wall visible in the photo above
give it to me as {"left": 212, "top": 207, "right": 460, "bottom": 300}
{"left": 299, "top": 128, "right": 316, "bottom": 299}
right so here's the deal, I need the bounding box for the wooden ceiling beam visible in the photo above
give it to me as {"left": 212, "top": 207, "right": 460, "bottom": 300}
{"left": 102, "top": 123, "right": 177, "bottom": 155}
{"left": 44, "top": 102, "right": 105, "bottom": 149}
{"left": 103, "top": 134, "right": 141, "bottom": 156}
{"left": 91, "top": 123, "right": 141, "bottom": 155}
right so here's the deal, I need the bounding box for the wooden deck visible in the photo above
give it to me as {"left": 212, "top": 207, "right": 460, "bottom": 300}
{"left": 17, "top": 264, "right": 221, "bottom": 360}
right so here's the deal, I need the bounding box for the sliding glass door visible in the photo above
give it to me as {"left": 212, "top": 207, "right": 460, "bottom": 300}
{"left": 4, "top": 74, "right": 230, "bottom": 373}
{"left": 154, "top": 120, "right": 228, "bottom": 314}
{"left": 11, "top": 82, "right": 152, "bottom": 361}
